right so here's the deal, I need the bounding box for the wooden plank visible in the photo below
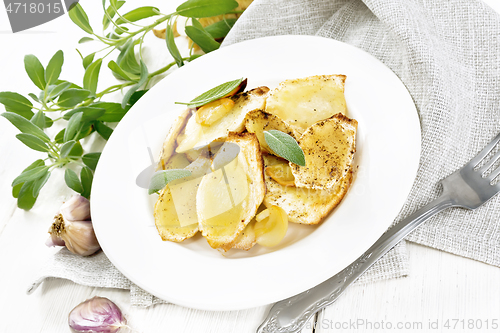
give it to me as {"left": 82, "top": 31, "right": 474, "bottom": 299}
{"left": 316, "top": 242, "right": 500, "bottom": 332}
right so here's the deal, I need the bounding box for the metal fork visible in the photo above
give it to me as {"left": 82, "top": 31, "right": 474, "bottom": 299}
{"left": 257, "top": 131, "right": 500, "bottom": 333}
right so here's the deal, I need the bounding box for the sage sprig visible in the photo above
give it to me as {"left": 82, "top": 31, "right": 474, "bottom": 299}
{"left": 176, "top": 78, "right": 244, "bottom": 108}
{"left": 264, "top": 130, "right": 306, "bottom": 167}
{"left": 0, "top": 0, "right": 246, "bottom": 210}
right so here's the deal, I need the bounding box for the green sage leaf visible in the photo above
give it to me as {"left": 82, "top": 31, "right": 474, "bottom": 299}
{"left": 28, "top": 93, "right": 40, "bottom": 103}
{"left": 78, "top": 37, "right": 94, "bottom": 43}
{"left": 80, "top": 166, "right": 93, "bottom": 199}
{"left": 117, "top": 40, "right": 141, "bottom": 75}
{"left": 82, "top": 53, "right": 96, "bottom": 70}
{"left": 4, "top": 107, "right": 33, "bottom": 120}
{"left": 108, "top": 60, "right": 139, "bottom": 81}
{"left": 45, "top": 50, "right": 64, "bottom": 86}
{"left": 68, "top": 3, "right": 93, "bottom": 34}
{"left": 76, "top": 122, "right": 95, "bottom": 141}
{"left": 166, "top": 22, "right": 184, "bottom": 68}
{"left": 185, "top": 25, "right": 220, "bottom": 53}
{"left": 0, "top": 92, "right": 33, "bottom": 113}
{"left": 128, "top": 90, "right": 148, "bottom": 106}
{"left": 121, "top": 60, "right": 148, "bottom": 108}
{"left": 47, "top": 82, "right": 72, "bottom": 100}
{"left": 175, "top": 78, "right": 243, "bottom": 107}
{"left": 148, "top": 169, "right": 192, "bottom": 195}
{"left": 93, "top": 102, "right": 129, "bottom": 122}
{"left": 65, "top": 169, "right": 83, "bottom": 194}
{"left": 83, "top": 58, "right": 102, "bottom": 95}
{"left": 17, "top": 180, "right": 38, "bottom": 210}
{"left": 16, "top": 133, "right": 50, "bottom": 152}
{"left": 30, "top": 110, "right": 45, "bottom": 128}
{"left": 24, "top": 55, "right": 46, "bottom": 90}
{"left": 64, "top": 106, "right": 106, "bottom": 122}
{"left": 60, "top": 140, "right": 83, "bottom": 158}
{"left": 205, "top": 18, "right": 236, "bottom": 39}
{"left": 14, "top": 159, "right": 45, "bottom": 196}
{"left": 54, "top": 129, "right": 65, "bottom": 144}
{"left": 12, "top": 165, "right": 49, "bottom": 187}
{"left": 116, "top": 6, "right": 160, "bottom": 24}
{"left": 1, "top": 112, "right": 50, "bottom": 142}
{"left": 264, "top": 130, "right": 306, "bottom": 166}
{"left": 57, "top": 89, "right": 90, "bottom": 107}
{"left": 176, "top": 0, "right": 238, "bottom": 18}
{"left": 94, "top": 121, "right": 113, "bottom": 140}
{"left": 32, "top": 171, "right": 51, "bottom": 197}
{"left": 103, "top": 0, "right": 125, "bottom": 30}
{"left": 64, "top": 111, "right": 83, "bottom": 142}
{"left": 82, "top": 152, "right": 101, "bottom": 171}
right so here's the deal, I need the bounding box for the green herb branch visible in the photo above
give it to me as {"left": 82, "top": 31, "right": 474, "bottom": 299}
{"left": 0, "top": 0, "right": 243, "bottom": 210}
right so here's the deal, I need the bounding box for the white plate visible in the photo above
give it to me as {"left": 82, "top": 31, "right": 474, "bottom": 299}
{"left": 92, "top": 35, "right": 421, "bottom": 311}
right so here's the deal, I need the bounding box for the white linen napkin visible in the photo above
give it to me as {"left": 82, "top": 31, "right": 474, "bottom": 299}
{"left": 29, "top": 0, "right": 500, "bottom": 307}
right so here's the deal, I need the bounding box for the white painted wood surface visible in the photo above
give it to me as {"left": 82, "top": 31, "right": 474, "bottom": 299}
{"left": 0, "top": 1, "right": 499, "bottom": 332}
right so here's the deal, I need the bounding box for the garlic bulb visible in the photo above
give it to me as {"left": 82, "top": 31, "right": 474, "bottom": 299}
{"left": 69, "top": 296, "right": 127, "bottom": 333}
{"left": 46, "top": 195, "right": 100, "bottom": 256}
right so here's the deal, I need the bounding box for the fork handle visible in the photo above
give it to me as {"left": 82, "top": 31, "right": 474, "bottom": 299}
{"left": 257, "top": 194, "right": 455, "bottom": 333}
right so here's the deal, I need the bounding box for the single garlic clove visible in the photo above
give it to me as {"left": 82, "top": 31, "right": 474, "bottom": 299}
{"left": 61, "top": 195, "right": 91, "bottom": 222}
{"left": 45, "top": 234, "right": 65, "bottom": 247}
{"left": 48, "top": 214, "right": 100, "bottom": 256}
{"left": 69, "top": 296, "right": 127, "bottom": 333}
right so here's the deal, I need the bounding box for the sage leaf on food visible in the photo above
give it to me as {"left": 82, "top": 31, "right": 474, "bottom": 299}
{"left": 45, "top": 50, "right": 64, "bottom": 86}
{"left": 115, "top": 6, "right": 160, "bottom": 24}
{"left": 16, "top": 133, "right": 50, "bottom": 152}
{"left": 264, "top": 130, "right": 306, "bottom": 167}
{"left": 65, "top": 169, "right": 83, "bottom": 194}
{"left": 68, "top": 3, "right": 93, "bottom": 34}
{"left": 175, "top": 78, "right": 243, "bottom": 108}
{"left": 148, "top": 169, "right": 192, "bottom": 195}
{"left": 24, "top": 55, "right": 46, "bottom": 90}
{"left": 176, "top": 0, "right": 239, "bottom": 18}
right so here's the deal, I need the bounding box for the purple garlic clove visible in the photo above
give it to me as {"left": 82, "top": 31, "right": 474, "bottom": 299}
{"left": 69, "top": 296, "right": 127, "bottom": 333}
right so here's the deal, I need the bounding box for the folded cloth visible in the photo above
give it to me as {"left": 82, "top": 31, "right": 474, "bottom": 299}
{"left": 29, "top": 0, "right": 500, "bottom": 307}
